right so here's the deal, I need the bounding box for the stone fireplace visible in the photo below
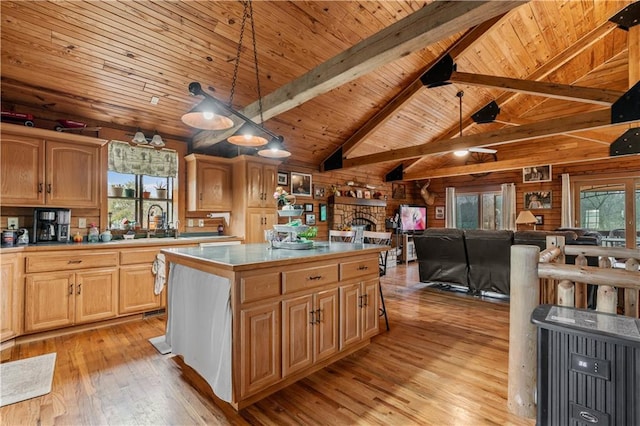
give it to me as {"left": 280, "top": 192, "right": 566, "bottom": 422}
{"left": 328, "top": 196, "right": 387, "bottom": 232}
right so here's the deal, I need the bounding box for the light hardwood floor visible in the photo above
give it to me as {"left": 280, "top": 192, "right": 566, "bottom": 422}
{"left": 1, "top": 263, "right": 535, "bottom": 425}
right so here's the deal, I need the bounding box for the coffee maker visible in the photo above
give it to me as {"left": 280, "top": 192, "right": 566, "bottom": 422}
{"left": 33, "top": 208, "right": 71, "bottom": 243}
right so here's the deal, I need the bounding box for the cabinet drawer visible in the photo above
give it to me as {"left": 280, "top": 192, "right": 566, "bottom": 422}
{"left": 26, "top": 251, "right": 118, "bottom": 273}
{"left": 282, "top": 265, "right": 338, "bottom": 294}
{"left": 240, "top": 272, "right": 281, "bottom": 303}
{"left": 340, "top": 257, "right": 379, "bottom": 281}
{"left": 120, "top": 249, "right": 160, "bottom": 265}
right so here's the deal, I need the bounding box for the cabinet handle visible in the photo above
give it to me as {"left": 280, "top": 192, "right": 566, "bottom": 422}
{"left": 307, "top": 275, "right": 322, "bottom": 281}
{"left": 68, "top": 260, "right": 82, "bottom": 264}
{"left": 77, "top": 284, "right": 82, "bottom": 295}
{"left": 69, "top": 284, "right": 73, "bottom": 295}
{"left": 363, "top": 293, "right": 369, "bottom": 306}
{"left": 358, "top": 265, "right": 368, "bottom": 271}
{"left": 199, "top": 193, "right": 203, "bottom": 201}
{"left": 315, "top": 308, "right": 321, "bottom": 323}
{"left": 309, "top": 311, "right": 316, "bottom": 325}
{"left": 47, "top": 184, "right": 52, "bottom": 194}
{"left": 358, "top": 295, "right": 363, "bottom": 308}
{"left": 38, "top": 183, "right": 43, "bottom": 193}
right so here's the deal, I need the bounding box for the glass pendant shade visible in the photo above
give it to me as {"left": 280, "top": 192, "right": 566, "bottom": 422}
{"left": 181, "top": 100, "right": 234, "bottom": 130}
{"left": 149, "top": 131, "right": 165, "bottom": 147}
{"left": 453, "top": 150, "right": 469, "bottom": 157}
{"left": 132, "top": 129, "right": 148, "bottom": 145}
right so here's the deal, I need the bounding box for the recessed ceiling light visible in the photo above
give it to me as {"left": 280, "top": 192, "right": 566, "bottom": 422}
{"left": 150, "top": 96, "right": 160, "bottom": 105}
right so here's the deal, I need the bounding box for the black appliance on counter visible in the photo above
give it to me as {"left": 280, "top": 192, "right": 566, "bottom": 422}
{"left": 32, "top": 208, "right": 71, "bottom": 243}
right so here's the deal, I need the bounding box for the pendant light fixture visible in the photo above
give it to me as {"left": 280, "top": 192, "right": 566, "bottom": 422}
{"left": 182, "top": 1, "right": 290, "bottom": 157}
{"left": 130, "top": 128, "right": 165, "bottom": 148}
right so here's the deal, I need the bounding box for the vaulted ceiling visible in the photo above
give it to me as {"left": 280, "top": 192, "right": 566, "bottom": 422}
{"left": 1, "top": 1, "right": 638, "bottom": 180}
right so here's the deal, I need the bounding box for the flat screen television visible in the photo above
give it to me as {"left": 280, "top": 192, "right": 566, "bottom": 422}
{"left": 399, "top": 204, "right": 427, "bottom": 233}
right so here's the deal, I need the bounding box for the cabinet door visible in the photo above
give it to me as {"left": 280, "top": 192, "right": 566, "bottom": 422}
{"left": 1, "top": 253, "right": 22, "bottom": 341}
{"left": 119, "top": 265, "right": 160, "bottom": 314}
{"left": 339, "top": 283, "right": 362, "bottom": 350}
{"left": 361, "top": 278, "right": 380, "bottom": 339}
{"left": 197, "top": 162, "right": 232, "bottom": 211}
{"left": 25, "top": 272, "right": 75, "bottom": 332}
{"left": 261, "top": 163, "right": 277, "bottom": 205}
{"left": 247, "top": 162, "right": 266, "bottom": 208}
{"left": 315, "top": 288, "right": 339, "bottom": 362}
{"left": 246, "top": 209, "right": 277, "bottom": 244}
{"left": 0, "top": 135, "right": 45, "bottom": 205}
{"left": 46, "top": 141, "right": 100, "bottom": 207}
{"left": 282, "top": 294, "right": 313, "bottom": 377}
{"left": 240, "top": 302, "right": 281, "bottom": 398}
{"left": 75, "top": 268, "right": 118, "bottom": 323}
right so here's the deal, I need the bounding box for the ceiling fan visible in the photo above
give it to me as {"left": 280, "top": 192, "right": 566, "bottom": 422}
{"left": 453, "top": 91, "right": 497, "bottom": 157}
{"left": 454, "top": 91, "right": 497, "bottom": 177}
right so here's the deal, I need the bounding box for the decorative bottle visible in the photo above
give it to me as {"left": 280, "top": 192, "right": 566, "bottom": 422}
{"left": 88, "top": 223, "right": 99, "bottom": 243}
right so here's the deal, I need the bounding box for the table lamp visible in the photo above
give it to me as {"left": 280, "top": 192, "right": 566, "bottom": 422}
{"left": 516, "top": 210, "right": 538, "bottom": 230}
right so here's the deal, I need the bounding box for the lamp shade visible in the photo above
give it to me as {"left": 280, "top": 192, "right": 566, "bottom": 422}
{"left": 258, "top": 136, "right": 291, "bottom": 158}
{"left": 516, "top": 210, "right": 538, "bottom": 229}
{"left": 227, "top": 123, "right": 268, "bottom": 147}
{"left": 149, "top": 131, "right": 165, "bottom": 147}
{"left": 132, "top": 129, "right": 148, "bottom": 145}
{"left": 181, "top": 99, "right": 234, "bottom": 130}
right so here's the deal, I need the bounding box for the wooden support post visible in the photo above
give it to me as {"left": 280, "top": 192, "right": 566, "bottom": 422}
{"left": 557, "top": 279, "right": 575, "bottom": 307}
{"left": 508, "top": 245, "right": 540, "bottom": 419}
{"left": 574, "top": 254, "right": 588, "bottom": 309}
{"left": 624, "top": 258, "right": 639, "bottom": 318}
{"left": 596, "top": 256, "right": 616, "bottom": 313}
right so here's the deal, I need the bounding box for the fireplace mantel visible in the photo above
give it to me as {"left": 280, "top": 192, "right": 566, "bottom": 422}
{"left": 328, "top": 195, "right": 386, "bottom": 207}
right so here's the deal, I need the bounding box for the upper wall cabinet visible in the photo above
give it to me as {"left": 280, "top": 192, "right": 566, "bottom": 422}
{"left": 185, "top": 154, "right": 232, "bottom": 212}
{"left": 0, "top": 124, "right": 107, "bottom": 208}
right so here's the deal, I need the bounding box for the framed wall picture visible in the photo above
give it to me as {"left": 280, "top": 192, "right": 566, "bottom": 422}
{"left": 535, "top": 214, "right": 544, "bottom": 225}
{"left": 291, "top": 172, "right": 312, "bottom": 197}
{"left": 435, "top": 206, "right": 445, "bottom": 220}
{"left": 277, "top": 172, "right": 288, "bottom": 186}
{"left": 392, "top": 183, "right": 405, "bottom": 199}
{"left": 319, "top": 203, "right": 327, "bottom": 222}
{"left": 314, "top": 186, "right": 325, "bottom": 198}
{"left": 524, "top": 191, "right": 552, "bottom": 209}
{"left": 304, "top": 203, "right": 313, "bottom": 212}
{"left": 522, "top": 165, "right": 552, "bottom": 183}
{"left": 306, "top": 213, "right": 316, "bottom": 225}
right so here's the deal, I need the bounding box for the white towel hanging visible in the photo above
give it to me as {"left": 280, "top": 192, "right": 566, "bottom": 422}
{"left": 152, "top": 253, "right": 166, "bottom": 295}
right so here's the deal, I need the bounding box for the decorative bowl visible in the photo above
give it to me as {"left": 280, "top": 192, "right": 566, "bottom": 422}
{"left": 122, "top": 234, "right": 135, "bottom": 240}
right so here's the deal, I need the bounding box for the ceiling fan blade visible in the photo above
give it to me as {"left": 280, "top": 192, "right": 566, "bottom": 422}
{"left": 469, "top": 147, "right": 497, "bottom": 154}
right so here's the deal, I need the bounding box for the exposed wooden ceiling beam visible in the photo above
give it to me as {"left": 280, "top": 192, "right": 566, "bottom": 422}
{"left": 494, "top": 117, "right": 613, "bottom": 145}
{"left": 192, "top": 0, "right": 527, "bottom": 149}
{"left": 449, "top": 71, "right": 623, "bottom": 105}
{"left": 403, "top": 19, "right": 621, "bottom": 174}
{"left": 343, "top": 109, "right": 640, "bottom": 168}
{"left": 403, "top": 141, "right": 611, "bottom": 180}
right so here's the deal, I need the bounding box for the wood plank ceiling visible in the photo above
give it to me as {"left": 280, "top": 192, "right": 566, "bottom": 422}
{"left": 1, "top": 1, "right": 638, "bottom": 180}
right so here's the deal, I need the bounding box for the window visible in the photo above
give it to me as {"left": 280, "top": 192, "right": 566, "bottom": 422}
{"left": 456, "top": 191, "right": 502, "bottom": 230}
{"left": 107, "top": 141, "right": 178, "bottom": 231}
{"left": 108, "top": 172, "right": 174, "bottom": 230}
{"left": 573, "top": 175, "right": 639, "bottom": 248}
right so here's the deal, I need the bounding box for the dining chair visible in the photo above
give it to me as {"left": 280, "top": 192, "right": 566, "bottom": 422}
{"left": 363, "top": 230, "right": 392, "bottom": 331}
{"left": 329, "top": 230, "right": 356, "bottom": 243}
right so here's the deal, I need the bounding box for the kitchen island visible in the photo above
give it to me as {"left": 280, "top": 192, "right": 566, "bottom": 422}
{"left": 161, "top": 242, "right": 386, "bottom": 410}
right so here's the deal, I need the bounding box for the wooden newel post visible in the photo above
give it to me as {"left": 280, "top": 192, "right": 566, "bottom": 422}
{"left": 508, "top": 245, "right": 540, "bottom": 418}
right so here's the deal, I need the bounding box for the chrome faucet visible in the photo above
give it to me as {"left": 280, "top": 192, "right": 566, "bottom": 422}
{"left": 173, "top": 219, "right": 180, "bottom": 239}
{"left": 146, "top": 204, "right": 164, "bottom": 237}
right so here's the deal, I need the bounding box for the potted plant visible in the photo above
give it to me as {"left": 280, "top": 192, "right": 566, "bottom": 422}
{"left": 142, "top": 189, "right": 151, "bottom": 199}
{"left": 155, "top": 181, "right": 167, "bottom": 199}
{"left": 124, "top": 186, "right": 135, "bottom": 197}
{"left": 111, "top": 184, "right": 124, "bottom": 197}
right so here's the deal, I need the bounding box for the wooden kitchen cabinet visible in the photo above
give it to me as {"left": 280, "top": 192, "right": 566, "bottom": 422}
{"left": 339, "top": 257, "right": 380, "bottom": 350}
{"left": 231, "top": 156, "right": 280, "bottom": 243}
{"left": 282, "top": 288, "right": 338, "bottom": 377}
{"left": 119, "top": 248, "right": 165, "bottom": 314}
{"left": 185, "top": 154, "right": 232, "bottom": 212}
{"left": 240, "top": 301, "right": 281, "bottom": 398}
{"left": 0, "top": 124, "right": 106, "bottom": 208}
{"left": 24, "top": 268, "right": 118, "bottom": 332}
{"left": 1, "top": 252, "right": 23, "bottom": 342}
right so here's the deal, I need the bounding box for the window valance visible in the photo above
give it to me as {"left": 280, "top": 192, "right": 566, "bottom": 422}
{"left": 108, "top": 140, "right": 178, "bottom": 178}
